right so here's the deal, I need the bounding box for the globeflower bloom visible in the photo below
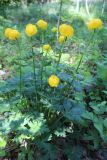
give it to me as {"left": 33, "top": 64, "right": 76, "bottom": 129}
{"left": 4, "top": 28, "right": 12, "bottom": 38}
{"left": 37, "top": 19, "right": 48, "bottom": 30}
{"left": 48, "top": 75, "right": 60, "bottom": 88}
{"left": 58, "top": 36, "right": 65, "bottom": 43}
{"left": 51, "top": 27, "right": 57, "bottom": 33}
{"left": 25, "top": 24, "right": 38, "bottom": 37}
{"left": 8, "top": 29, "right": 20, "bottom": 40}
{"left": 59, "top": 24, "right": 74, "bottom": 37}
{"left": 87, "top": 19, "right": 103, "bottom": 30}
{"left": 43, "top": 44, "right": 51, "bottom": 52}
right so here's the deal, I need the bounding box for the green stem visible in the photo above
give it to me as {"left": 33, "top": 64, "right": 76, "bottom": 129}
{"left": 70, "top": 31, "right": 95, "bottom": 88}
{"left": 57, "top": 37, "right": 67, "bottom": 67}
{"left": 76, "top": 53, "right": 84, "bottom": 73}
{"left": 17, "top": 40, "right": 22, "bottom": 97}
{"left": 40, "top": 32, "right": 45, "bottom": 88}
{"left": 75, "top": 31, "right": 95, "bottom": 73}
{"left": 32, "top": 47, "right": 36, "bottom": 91}
{"left": 50, "top": 114, "right": 64, "bottom": 131}
{"left": 48, "top": 109, "right": 51, "bottom": 119}
{"left": 57, "top": 51, "right": 62, "bottom": 66}
{"left": 42, "top": 31, "right": 45, "bottom": 44}
{"left": 57, "top": 44, "right": 64, "bottom": 67}
{"left": 31, "top": 38, "right": 38, "bottom": 105}
{"left": 40, "top": 47, "right": 44, "bottom": 89}
{"left": 41, "top": 63, "right": 43, "bottom": 88}
{"left": 57, "top": 0, "right": 63, "bottom": 39}
{"left": 45, "top": 51, "right": 48, "bottom": 72}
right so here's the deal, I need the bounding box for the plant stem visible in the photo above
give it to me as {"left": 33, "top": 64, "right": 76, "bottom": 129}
{"left": 57, "top": 51, "right": 62, "bottom": 66}
{"left": 70, "top": 31, "right": 95, "bottom": 88}
{"left": 75, "top": 31, "right": 95, "bottom": 73}
{"left": 57, "top": 0, "right": 63, "bottom": 39}
{"left": 57, "top": 44, "right": 64, "bottom": 67}
{"left": 42, "top": 31, "right": 45, "bottom": 44}
{"left": 41, "top": 62, "right": 43, "bottom": 89}
{"left": 32, "top": 47, "right": 36, "bottom": 91}
{"left": 50, "top": 114, "right": 64, "bottom": 131}
{"left": 40, "top": 32, "right": 45, "bottom": 88}
{"left": 17, "top": 40, "right": 22, "bottom": 97}
{"left": 31, "top": 38, "right": 38, "bottom": 105}
{"left": 76, "top": 53, "right": 84, "bottom": 73}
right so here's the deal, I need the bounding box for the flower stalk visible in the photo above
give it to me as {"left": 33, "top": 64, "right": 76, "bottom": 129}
{"left": 57, "top": 50, "right": 63, "bottom": 66}
{"left": 40, "top": 33, "right": 46, "bottom": 88}
{"left": 76, "top": 53, "right": 84, "bottom": 73}
{"left": 17, "top": 40, "right": 22, "bottom": 97}
{"left": 57, "top": 42, "right": 65, "bottom": 67}
{"left": 75, "top": 31, "right": 95, "bottom": 73}
{"left": 32, "top": 47, "right": 36, "bottom": 91}
{"left": 31, "top": 38, "right": 38, "bottom": 105}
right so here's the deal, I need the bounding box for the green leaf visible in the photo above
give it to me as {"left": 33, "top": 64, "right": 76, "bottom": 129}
{"left": 82, "top": 111, "right": 94, "bottom": 121}
{"left": 64, "top": 145, "right": 83, "bottom": 160}
{"left": 102, "top": 90, "right": 107, "bottom": 94}
{"left": 18, "top": 147, "right": 26, "bottom": 160}
{"left": 28, "top": 150, "right": 33, "bottom": 160}
{"left": 83, "top": 130, "right": 100, "bottom": 149}
{"left": 0, "top": 136, "right": 6, "bottom": 148}
{"left": 0, "top": 150, "right": 6, "bottom": 157}
{"left": 104, "top": 118, "right": 107, "bottom": 128}
{"left": 90, "top": 101, "right": 107, "bottom": 114}
{"left": 97, "top": 63, "right": 107, "bottom": 81}
{"left": 54, "top": 128, "right": 66, "bottom": 137}
{"left": 64, "top": 101, "right": 85, "bottom": 121}
{"left": 36, "top": 142, "right": 57, "bottom": 160}
{"left": 94, "top": 121, "right": 104, "bottom": 139}
{"left": 0, "top": 102, "right": 10, "bottom": 113}
{"left": 28, "top": 119, "right": 48, "bottom": 136}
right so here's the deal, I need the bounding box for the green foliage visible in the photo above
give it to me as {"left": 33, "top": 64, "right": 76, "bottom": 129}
{"left": 0, "top": 0, "right": 33, "bottom": 6}
{"left": 0, "top": 133, "right": 6, "bottom": 157}
{"left": 0, "top": 1, "right": 107, "bottom": 159}
{"left": 0, "top": 0, "right": 11, "bottom": 6}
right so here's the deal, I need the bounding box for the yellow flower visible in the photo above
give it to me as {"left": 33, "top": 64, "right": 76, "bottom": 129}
{"left": 37, "top": 19, "right": 48, "bottom": 30}
{"left": 87, "top": 19, "right": 103, "bottom": 30}
{"left": 4, "top": 28, "right": 12, "bottom": 38}
{"left": 59, "top": 24, "right": 74, "bottom": 37}
{"left": 58, "top": 36, "right": 65, "bottom": 43}
{"left": 8, "top": 29, "right": 20, "bottom": 40}
{"left": 51, "top": 27, "right": 57, "bottom": 33}
{"left": 48, "top": 75, "right": 60, "bottom": 88}
{"left": 25, "top": 24, "right": 38, "bottom": 37}
{"left": 43, "top": 44, "right": 51, "bottom": 52}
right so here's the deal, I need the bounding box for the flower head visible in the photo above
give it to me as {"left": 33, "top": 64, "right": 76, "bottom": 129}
{"left": 37, "top": 19, "right": 48, "bottom": 30}
{"left": 8, "top": 29, "right": 20, "bottom": 40}
{"left": 58, "top": 36, "right": 65, "bottom": 43}
{"left": 59, "top": 24, "right": 74, "bottom": 37}
{"left": 4, "top": 28, "right": 12, "bottom": 38}
{"left": 87, "top": 19, "right": 103, "bottom": 30}
{"left": 25, "top": 24, "right": 38, "bottom": 37}
{"left": 48, "top": 75, "right": 60, "bottom": 88}
{"left": 43, "top": 44, "right": 51, "bottom": 52}
{"left": 51, "top": 27, "right": 57, "bottom": 33}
